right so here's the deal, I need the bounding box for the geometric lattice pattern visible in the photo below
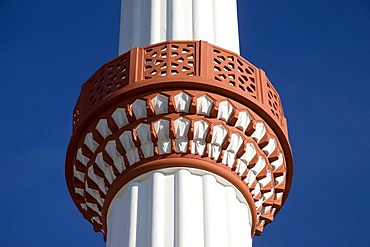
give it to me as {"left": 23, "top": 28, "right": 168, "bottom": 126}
{"left": 86, "top": 54, "right": 129, "bottom": 107}
{"left": 266, "top": 78, "right": 282, "bottom": 120}
{"left": 73, "top": 103, "right": 80, "bottom": 130}
{"left": 213, "top": 48, "right": 257, "bottom": 99}
{"left": 144, "top": 43, "right": 195, "bottom": 80}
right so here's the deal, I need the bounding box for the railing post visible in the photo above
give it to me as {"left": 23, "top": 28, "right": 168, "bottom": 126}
{"left": 198, "top": 41, "right": 212, "bottom": 78}
{"left": 129, "top": 47, "right": 142, "bottom": 84}
{"left": 257, "top": 69, "right": 266, "bottom": 105}
{"left": 79, "top": 82, "right": 89, "bottom": 117}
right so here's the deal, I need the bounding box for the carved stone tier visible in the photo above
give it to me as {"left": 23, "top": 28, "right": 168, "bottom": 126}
{"left": 66, "top": 40, "right": 293, "bottom": 237}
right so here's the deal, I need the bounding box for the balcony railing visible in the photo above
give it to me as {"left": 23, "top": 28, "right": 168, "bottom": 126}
{"left": 73, "top": 41, "right": 286, "bottom": 133}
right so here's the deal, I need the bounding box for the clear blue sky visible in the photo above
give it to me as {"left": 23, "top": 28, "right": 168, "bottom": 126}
{"left": 1, "top": 0, "right": 369, "bottom": 246}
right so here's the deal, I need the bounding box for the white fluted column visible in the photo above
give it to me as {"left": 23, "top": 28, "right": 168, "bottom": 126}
{"left": 106, "top": 168, "right": 253, "bottom": 247}
{"left": 119, "top": 0, "right": 240, "bottom": 54}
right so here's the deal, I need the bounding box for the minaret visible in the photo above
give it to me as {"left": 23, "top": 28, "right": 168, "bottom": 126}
{"left": 65, "top": 1, "right": 293, "bottom": 247}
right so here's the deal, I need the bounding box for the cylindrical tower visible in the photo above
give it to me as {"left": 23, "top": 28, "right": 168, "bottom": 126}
{"left": 118, "top": 0, "right": 239, "bottom": 54}
{"left": 65, "top": 1, "right": 293, "bottom": 246}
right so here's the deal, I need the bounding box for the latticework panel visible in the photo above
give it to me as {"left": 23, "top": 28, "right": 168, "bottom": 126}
{"left": 213, "top": 48, "right": 258, "bottom": 99}
{"left": 143, "top": 43, "right": 195, "bottom": 80}
{"left": 265, "top": 77, "right": 282, "bottom": 121}
{"left": 86, "top": 54, "right": 129, "bottom": 108}
{"left": 73, "top": 103, "right": 80, "bottom": 130}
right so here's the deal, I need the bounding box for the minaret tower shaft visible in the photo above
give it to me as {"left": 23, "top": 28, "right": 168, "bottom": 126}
{"left": 65, "top": 1, "right": 293, "bottom": 246}
{"left": 119, "top": 0, "right": 239, "bottom": 54}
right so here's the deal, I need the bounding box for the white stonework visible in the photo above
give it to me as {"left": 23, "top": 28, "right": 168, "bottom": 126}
{"left": 105, "top": 140, "right": 126, "bottom": 173}
{"left": 92, "top": 216, "right": 102, "bottom": 225}
{"left": 275, "top": 172, "right": 286, "bottom": 187}
{"left": 235, "top": 111, "right": 252, "bottom": 132}
{"left": 174, "top": 92, "right": 191, "bottom": 113}
{"left": 173, "top": 118, "right": 190, "bottom": 153}
{"left": 85, "top": 181, "right": 103, "bottom": 208}
{"left": 151, "top": 94, "right": 169, "bottom": 115}
{"left": 244, "top": 170, "right": 257, "bottom": 188}
{"left": 131, "top": 99, "right": 147, "bottom": 119}
{"left": 192, "top": 120, "right": 210, "bottom": 155}
{"left": 222, "top": 133, "right": 243, "bottom": 167}
{"left": 87, "top": 201, "right": 101, "bottom": 215}
{"left": 75, "top": 187, "right": 84, "bottom": 197}
{"left": 208, "top": 125, "right": 228, "bottom": 160}
{"left": 119, "top": 0, "right": 240, "bottom": 54}
{"left": 272, "top": 153, "right": 284, "bottom": 171}
{"left": 106, "top": 168, "right": 253, "bottom": 247}
{"left": 251, "top": 156, "right": 267, "bottom": 176}
{"left": 217, "top": 101, "right": 234, "bottom": 122}
{"left": 96, "top": 119, "right": 112, "bottom": 138}
{"left": 236, "top": 143, "right": 257, "bottom": 174}
{"left": 197, "top": 95, "right": 213, "bottom": 116}
{"left": 259, "top": 170, "right": 272, "bottom": 188}
{"left": 76, "top": 148, "right": 89, "bottom": 166}
{"left": 251, "top": 122, "right": 267, "bottom": 142}
{"left": 111, "top": 108, "right": 129, "bottom": 128}
{"left": 95, "top": 152, "right": 116, "bottom": 184}
{"left": 263, "top": 137, "right": 277, "bottom": 156}
{"left": 84, "top": 132, "right": 99, "bottom": 153}
{"left": 136, "top": 123, "right": 154, "bottom": 158}
{"left": 275, "top": 192, "right": 284, "bottom": 200}
{"left": 88, "top": 165, "right": 107, "bottom": 194}
{"left": 119, "top": 131, "right": 140, "bottom": 165}
{"left": 154, "top": 119, "right": 172, "bottom": 154}
{"left": 80, "top": 203, "right": 87, "bottom": 211}
{"left": 73, "top": 166, "right": 85, "bottom": 182}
